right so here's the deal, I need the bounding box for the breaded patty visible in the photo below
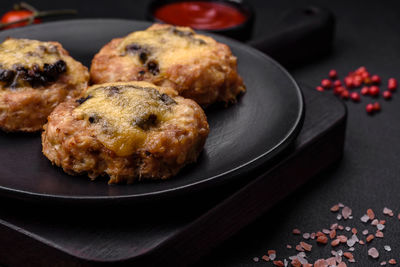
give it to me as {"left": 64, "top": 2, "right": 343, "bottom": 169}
{"left": 42, "top": 81, "right": 209, "bottom": 184}
{"left": 0, "top": 38, "right": 89, "bottom": 132}
{"left": 90, "top": 24, "right": 245, "bottom": 106}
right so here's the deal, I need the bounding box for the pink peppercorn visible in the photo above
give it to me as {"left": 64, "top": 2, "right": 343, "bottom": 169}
{"left": 371, "top": 75, "right": 381, "bottom": 84}
{"left": 361, "top": 72, "right": 370, "bottom": 80}
{"left": 329, "top": 69, "right": 338, "bottom": 79}
{"left": 333, "top": 80, "right": 342, "bottom": 87}
{"left": 383, "top": 90, "right": 392, "bottom": 99}
{"left": 366, "top": 103, "right": 374, "bottom": 114}
{"left": 353, "top": 76, "right": 362, "bottom": 87}
{"left": 350, "top": 92, "right": 360, "bottom": 102}
{"left": 361, "top": 86, "right": 369, "bottom": 95}
{"left": 344, "top": 77, "right": 353, "bottom": 88}
{"left": 356, "top": 66, "right": 367, "bottom": 74}
{"left": 321, "top": 79, "right": 332, "bottom": 88}
{"left": 373, "top": 102, "right": 381, "bottom": 111}
{"left": 334, "top": 86, "right": 345, "bottom": 96}
{"left": 369, "top": 86, "right": 380, "bottom": 96}
{"left": 341, "top": 90, "right": 349, "bottom": 99}
{"left": 388, "top": 78, "right": 397, "bottom": 91}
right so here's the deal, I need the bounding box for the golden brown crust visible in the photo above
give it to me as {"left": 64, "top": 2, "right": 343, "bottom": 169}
{"left": 42, "top": 82, "right": 209, "bottom": 184}
{"left": 90, "top": 24, "right": 245, "bottom": 106}
{"left": 0, "top": 41, "right": 89, "bottom": 132}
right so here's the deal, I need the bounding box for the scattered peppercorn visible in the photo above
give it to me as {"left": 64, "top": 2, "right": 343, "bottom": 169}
{"left": 329, "top": 69, "right": 338, "bottom": 79}
{"left": 316, "top": 67, "right": 397, "bottom": 116}
{"left": 361, "top": 86, "right": 369, "bottom": 95}
{"left": 366, "top": 103, "right": 374, "bottom": 114}
{"left": 341, "top": 90, "right": 349, "bottom": 99}
{"left": 369, "top": 86, "right": 380, "bottom": 97}
{"left": 383, "top": 90, "right": 392, "bottom": 100}
{"left": 334, "top": 86, "right": 345, "bottom": 96}
{"left": 371, "top": 75, "right": 381, "bottom": 84}
{"left": 373, "top": 102, "right": 381, "bottom": 111}
{"left": 321, "top": 79, "right": 332, "bottom": 88}
{"left": 388, "top": 78, "right": 397, "bottom": 91}
{"left": 333, "top": 80, "right": 342, "bottom": 87}
{"left": 350, "top": 92, "right": 360, "bottom": 102}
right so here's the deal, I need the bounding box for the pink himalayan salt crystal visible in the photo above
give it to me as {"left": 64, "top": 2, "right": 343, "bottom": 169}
{"left": 383, "top": 207, "right": 394, "bottom": 216}
{"left": 314, "top": 259, "right": 328, "bottom": 267}
{"left": 326, "top": 257, "right": 336, "bottom": 265}
{"left": 376, "top": 230, "right": 384, "bottom": 238}
{"left": 342, "top": 206, "right": 352, "bottom": 219}
{"left": 361, "top": 214, "right": 370, "bottom": 223}
{"left": 368, "top": 247, "right": 379, "bottom": 259}
{"left": 371, "top": 219, "right": 379, "bottom": 225}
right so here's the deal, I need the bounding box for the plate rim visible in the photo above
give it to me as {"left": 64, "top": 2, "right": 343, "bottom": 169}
{"left": 0, "top": 18, "right": 304, "bottom": 203}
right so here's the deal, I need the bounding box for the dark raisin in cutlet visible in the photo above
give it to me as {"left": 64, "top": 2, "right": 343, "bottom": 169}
{"left": 76, "top": 95, "right": 92, "bottom": 105}
{"left": 160, "top": 93, "right": 176, "bottom": 105}
{"left": 134, "top": 114, "right": 158, "bottom": 130}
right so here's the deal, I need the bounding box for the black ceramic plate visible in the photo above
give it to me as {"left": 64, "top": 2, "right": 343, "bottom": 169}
{"left": 0, "top": 19, "right": 303, "bottom": 204}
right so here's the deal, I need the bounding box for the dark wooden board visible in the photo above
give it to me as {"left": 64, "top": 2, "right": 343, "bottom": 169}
{"left": 0, "top": 85, "right": 346, "bottom": 267}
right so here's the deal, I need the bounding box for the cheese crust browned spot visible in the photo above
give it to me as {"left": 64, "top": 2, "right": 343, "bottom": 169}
{"left": 42, "top": 81, "right": 209, "bottom": 184}
{"left": 0, "top": 38, "right": 89, "bottom": 132}
{"left": 90, "top": 24, "right": 245, "bottom": 106}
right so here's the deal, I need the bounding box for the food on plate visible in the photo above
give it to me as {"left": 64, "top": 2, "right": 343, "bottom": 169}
{"left": 90, "top": 23, "right": 245, "bottom": 106}
{"left": 0, "top": 38, "right": 89, "bottom": 132}
{"left": 42, "top": 81, "right": 209, "bottom": 184}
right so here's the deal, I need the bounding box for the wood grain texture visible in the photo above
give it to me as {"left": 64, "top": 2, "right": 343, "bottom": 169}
{"left": 0, "top": 85, "right": 346, "bottom": 267}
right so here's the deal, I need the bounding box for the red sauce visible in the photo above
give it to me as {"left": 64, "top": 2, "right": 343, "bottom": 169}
{"left": 154, "top": 1, "right": 247, "bottom": 30}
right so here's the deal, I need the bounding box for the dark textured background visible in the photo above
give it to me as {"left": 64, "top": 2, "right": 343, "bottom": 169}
{"left": 1, "top": 0, "right": 400, "bottom": 266}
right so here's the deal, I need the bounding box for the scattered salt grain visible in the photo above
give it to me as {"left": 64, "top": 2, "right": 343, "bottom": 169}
{"left": 362, "top": 229, "right": 369, "bottom": 235}
{"left": 253, "top": 257, "right": 259, "bottom": 262}
{"left": 292, "top": 229, "right": 301, "bottom": 235}
{"left": 303, "top": 233, "right": 310, "bottom": 239}
{"left": 337, "top": 214, "right": 342, "bottom": 220}
{"left": 300, "top": 241, "right": 312, "bottom": 252}
{"left": 342, "top": 206, "right": 352, "bottom": 219}
{"left": 377, "top": 223, "right": 385, "bottom": 230}
{"left": 366, "top": 234, "right": 375, "bottom": 242}
{"left": 345, "top": 226, "right": 351, "bottom": 231}
{"left": 384, "top": 245, "right": 391, "bottom": 251}
{"left": 372, "top": 219, "right": 379, "bottom": 226}
{"left": 295, "top": 244, "right": 304, "bottom": 252}
{"left": 331, "top": 204, "right": 340, "bottom": 212}
{"left": 368, "top": 247, "right": 379, "bottom": 259}
{"left": 383, "top": 207, "right": 394, "bottom": 216}
{"left": 361, "top": 214, "right": 370, "bottom": 223}
{"left": 322, "top": 229, "right": 330, "bottom": 234}
{"left": 261, "top": 255, "right": 270, "bottom": 261}
{"left": 376, "top": 230, "right": 384, "bottom": 238}
{"left": 367, "top": 208, "right": 375, "bottom": 220}
{"left": 310, "top": 232, "right": 316, "bottom": 239}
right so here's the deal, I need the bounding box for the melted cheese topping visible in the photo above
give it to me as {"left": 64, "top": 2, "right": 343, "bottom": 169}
{"left": 117, "top": 25, "right": 219, "bottom": 73}
{"left": 74, "top": 82, "right": 175, "bottom": 156}
{"left": 0, "top": 38, "right": 62, "bottom": 69}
